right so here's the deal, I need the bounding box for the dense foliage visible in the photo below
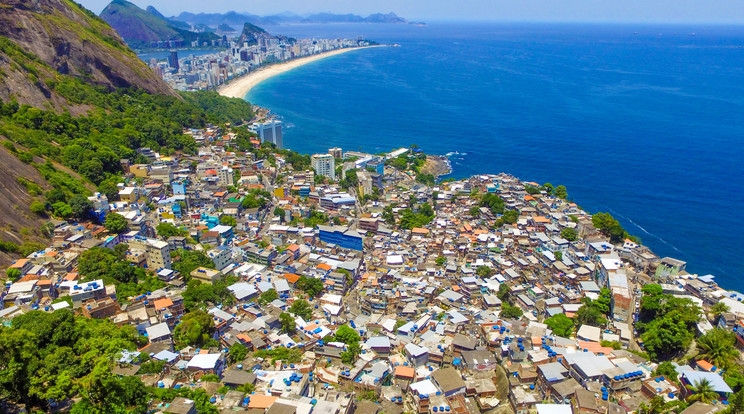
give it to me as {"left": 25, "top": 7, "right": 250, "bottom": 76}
{"left": 0, "top": 78, "right": 253, "bottom": 209}
{"left": 545, "top": 314, "right": 575, "bottom": 337}
{"left": 592, "top": 212, "right": 640, "bottom": 244}
{"left": 0, "top": 309, "right": 146, "bottom": 411}
{"left": 637, "top": 284, "right": 700, "bottom": 361}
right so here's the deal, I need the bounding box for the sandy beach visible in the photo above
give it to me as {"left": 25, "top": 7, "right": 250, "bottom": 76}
{"left": 218, "top": 46, "right": 380, "bottom": 99}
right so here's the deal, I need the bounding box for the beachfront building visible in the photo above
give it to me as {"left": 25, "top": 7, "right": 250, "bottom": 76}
{"left": 311, "top": 153, "right": 336, "bottom": 180}
{"left": 249, "top": 120, "right": 283, "bottom": 149}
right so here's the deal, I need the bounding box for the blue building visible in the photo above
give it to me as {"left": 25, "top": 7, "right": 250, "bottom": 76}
{"left": 318, "top": 225, "right": 364, "bottom": 251}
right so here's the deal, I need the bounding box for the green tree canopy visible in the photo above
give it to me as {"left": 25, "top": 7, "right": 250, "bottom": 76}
{"left": 104, "top": 212, "right": 128, "bottom": 234}
{"left": 545, "top": 314, "right": 575, "bottom": 337}
{"left": 279, "top": 312, "right": 296, "bottom": 334}
{"left": 174, "top": 310, "right": 216, "bottom": 349}
{"left": 289, "top": 299, "right": 313, "bottom": 321}
{"left": 560, "top": 227, "right": 578, "bottom": 241}
{"left": 696, "top": 328, "right": 739, "bottom": 370}
{"left": 296, "top": 276, "right": 324, "bottom": 298}
{"left": 156, "top": 222, "right": 187, "bottom": 239}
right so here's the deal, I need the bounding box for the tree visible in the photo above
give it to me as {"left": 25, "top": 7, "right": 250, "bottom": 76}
{"left": 476, "top": 265, "right": 493, "bottom": 278}
{"left": 289, "top": 299, "right": 313, "bottom": 321}
{"left": 545, "top": 314, "right": 575, "bottom": 337}
{"left": 686, "top": 379, "right": 718, "bottom": 404}
{"left": 729, "top": 388, "right": 744, "bottom": 414}
{"left": 497, "top": 283, "right": 511, "bottom": 301}
{"left": 296, "top": 276, "right": 324, "bottom": 298}
{"left": 469, "top": 206, "right": 481, "bottom": 217}
{"left": 560, "top": 227, "right": 578, "bottom": 241}
{"left": 655, "top": 361, "right": 679, "bottom": 381}
{"left": 259, "top": 289, "right": 278, "bottom": 305}
{"left": 279, "top": 312, "right": 296, "bottom": 334}
{"left": 554, "top": 185, "right": 568, "bottom": 199}
{"left": 52, "top": 202, "right": 73, "bottom": 219}
{"left": 220, "top": 215, "right": 236, "bottom": 227}
{"left": 711, "top": 302, "right": 730, "bottom": 321}
{"left": 542, "top": 183, "right": 554, "bottom": 194}
{"left": 229, "top": 343, "right": 248, "bottom": 364}
{"left": 104, "top": 212, "right": 128, "bottom": 234}
{"left": 273, "top": 207, "right": 286, "bottom": 222}
{"left": 156, "top": 222, "right": 187, "bottom": 239}
{"left": 696, "top": 329, "right": 739, "bottom": 370}
{"left": 69, "top": 194, "right": 94, "bottom": 220}
{"left": 576, "top": 303, "right": 607, "bottom": 327}
{"left": 174, "top": 310, "right": 216, "bottom": 348}
{"left": 30, "top": 201, "right": 47, "bottom": 216}
{"left": 480, "top": 193, "right": 505, "bottom": 215}
{"left": 334, "top": 325, "right": 361, "bottom": 346}
{"left": 6, "top": 268, "right": 21, "bottom": 281}
{"left": 435, "top": 256, "right": 446, "bottom": 266}
{"left": 173, "top": 250, "right": 214, "bottom": 279}
{"left": 500, "top": 303, "right": 523, "bottom": 319}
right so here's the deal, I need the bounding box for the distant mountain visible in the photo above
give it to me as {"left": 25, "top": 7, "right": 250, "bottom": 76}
{"left": 100, "top": 0, "right": 219, "bottom": 49}
{"left": 172, "top": 10, "right": 414, "bottom": 27}
{"left": 238, "top": 22, "right": 271, "bottom": 46}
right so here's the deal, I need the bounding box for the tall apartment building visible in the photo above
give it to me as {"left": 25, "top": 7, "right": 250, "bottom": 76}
{"left": 311, "top": 153, "right": 336, "bottom": 180}
{"left": 146, "top": 239, "right": 172, "bottom": 270}
{"left": 218, "top": 165, "right": 234, "bottom": 186}
{"left": 249, "top": 119, "right": 283, "bottom": 149}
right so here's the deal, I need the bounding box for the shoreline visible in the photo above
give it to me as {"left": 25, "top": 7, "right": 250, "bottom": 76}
{"left": 218, "top": 45, "right": 383, "bottom": 99}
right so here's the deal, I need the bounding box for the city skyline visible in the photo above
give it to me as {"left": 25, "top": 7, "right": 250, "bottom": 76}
{"left": 78, "top": 0, "right": 744, "bottom": 24}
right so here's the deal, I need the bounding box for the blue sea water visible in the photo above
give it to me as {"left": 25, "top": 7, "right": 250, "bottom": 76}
{"left": 246, "top": 23, "right": 744, "bottom": 289}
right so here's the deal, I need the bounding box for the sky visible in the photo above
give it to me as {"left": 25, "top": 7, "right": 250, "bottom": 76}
{"left": 78, "top": 0, "right": 744, "bottom": 23}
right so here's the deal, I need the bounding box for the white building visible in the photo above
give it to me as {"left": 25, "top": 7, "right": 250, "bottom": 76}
{"left": 146, "top": 239, "right": 172, "bottom": 270}
{"left": 218, "top": 165, "right": 234, "bottom": 187}
{"left": 249, "top": 119, "right": 283, "bottom": 149}
{"left": 311, "top": 153, "right": 335, "bottom": 180}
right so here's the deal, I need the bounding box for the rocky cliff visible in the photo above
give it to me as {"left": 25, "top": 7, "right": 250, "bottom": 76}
{"left": 0, "top": 0, "right": 176, "bottom": 111}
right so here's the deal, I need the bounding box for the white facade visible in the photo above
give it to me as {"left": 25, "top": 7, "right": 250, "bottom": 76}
{"left": 249, "top": 120, "right": 283, "bottom": 149}
{"left": 146, "top": 239, "right": 172, "bottom": 270}
{"left": 218, "top": 165, "right": 234, "bottom": 186}
{"left": 311, "top": 153, "right": 336, "bottom": 180}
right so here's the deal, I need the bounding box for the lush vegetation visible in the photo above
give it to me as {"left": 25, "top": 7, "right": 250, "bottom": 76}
{"left": 636, "top": 284, "right": 700, "bottom": 361}
{"left": 545, "top": 314, "right": 575, "bottom": 337}
{"left": 480, "top": 193, "right": 505, "bottom": 215}
{"left": 334, "top": 325, "right": 362, "bottom": 364}
{"left": 575, "top": 287, "right": 612, "bottom": 327}
{"left": 592, "top": 212, "right": 640, "bottom": 244}
{"left": 0, "top": 77, "right": 253, "bottom": 212}
{"left": 77, "top": 246, "right": 166, "bottom": 302}
{"left": 0, "top": 309, "right": 147, "bottom": 412}
{"left": 398, "top": 202, "right": 435, "bottom": 229}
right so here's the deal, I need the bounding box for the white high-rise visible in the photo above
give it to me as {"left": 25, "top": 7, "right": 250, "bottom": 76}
{"left": 311, "top": 154, "right": 336, "bottom": 181}
{"left": 249, "top": 119, "right": 283, "bottom": 149}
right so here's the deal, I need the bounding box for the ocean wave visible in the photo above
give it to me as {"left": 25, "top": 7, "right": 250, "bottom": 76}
{"left": 608, "top": 208, "right": 683, "bottom": 253}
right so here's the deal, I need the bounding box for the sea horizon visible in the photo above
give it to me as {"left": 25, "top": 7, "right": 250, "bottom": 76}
{"left": 243, "top": 22, "right": 744, "bottom": 289}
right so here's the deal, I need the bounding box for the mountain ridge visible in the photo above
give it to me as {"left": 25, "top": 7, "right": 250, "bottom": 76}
{"left": 172, "top": 10, "right": 414, "bottom": 27}
{"left": 100, "top": 0, "right": 219, "bottom": 49}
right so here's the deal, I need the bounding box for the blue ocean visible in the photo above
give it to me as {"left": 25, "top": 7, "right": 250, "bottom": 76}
{"left": 246, "top": 23, "right": 744, "bottom": 289}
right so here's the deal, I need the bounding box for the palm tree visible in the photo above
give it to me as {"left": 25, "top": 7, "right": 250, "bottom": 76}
{"left": 696, "top": 328, "right": 739, "bottom": 369}
{"left": 710, "top": 302, "right": 730, "bottom": 322}
{"left": 686, "top": 379, "right": 718, "bottom": 404}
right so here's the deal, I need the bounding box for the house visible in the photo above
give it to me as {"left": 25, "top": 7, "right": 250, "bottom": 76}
{"left": 146, "top": 322, "right": 172, "bottom": 343}
{"left": 431, "top": 367, "right": 466, "bottom": 397}
{"left": 679, "top": 371, "right": 732, "bottom": 401}
{"left": 164, "top": 397, "right": 197, "bottom": 414}
{"left": 186, "top": 353, "right": 224, "bottom": 376}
